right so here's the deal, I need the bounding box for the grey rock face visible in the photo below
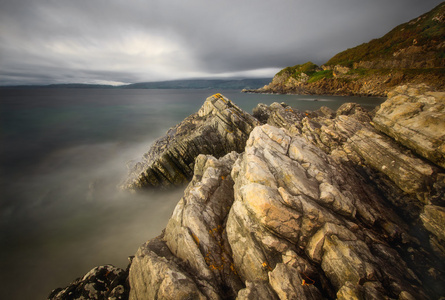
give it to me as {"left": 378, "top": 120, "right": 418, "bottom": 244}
{"left": 121, "top": 93, "right": 259, "bottom": 190}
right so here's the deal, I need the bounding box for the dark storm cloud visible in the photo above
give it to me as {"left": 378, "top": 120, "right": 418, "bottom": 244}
{"left": 0, "top": 0, "right": 442, "bottom": 85}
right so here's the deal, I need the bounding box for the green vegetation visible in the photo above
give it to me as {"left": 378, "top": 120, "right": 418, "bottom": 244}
{"left": 265, "top": 3, "right": 445, "bottom": 93}
{"left": 275, "top": 62, "right": 333, "bottom": 83}
{"left": 326, "top": 2, "right": 445, "bottom": 67}
{"left": 277, "top": 62, "right": 318, "bottom": 78}
{"left": 307, "top": 70, "right": 333, "bottom": 83}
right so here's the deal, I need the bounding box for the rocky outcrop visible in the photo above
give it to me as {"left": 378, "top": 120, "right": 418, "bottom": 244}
{"left": 50, "top": 86, "right": 445, "bottom": 299}
{"left": 48, "top": 265, "right": 129, "bottom": 300}
{"left": 121, "top": 93, "right": 259, "bottom": 189}
{"left": 247, "top": 67, "right": 445, "bottom": 97}
{"left": 373, "top": 84, "right": 445, "bottom": 169}
{"left": 245, "top": 4, "right": 445, "bottom": 96}
{"left": 129, "top": 152, "right": 242, "bottom": 299}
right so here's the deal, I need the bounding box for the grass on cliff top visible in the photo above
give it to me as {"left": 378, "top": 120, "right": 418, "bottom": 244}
{"left": 275, "top": 62, "right": 334, "bottom": 83}
{"left": 277, "top": 62, "right": 319, "bottom": 78}
{"left": 326, "top": 2, "right": 445, "bottom": 67}
{"left": 307, "top": 70, "right": 334, "bottom": 83}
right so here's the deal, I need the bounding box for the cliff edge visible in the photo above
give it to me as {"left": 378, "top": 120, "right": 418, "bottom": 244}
{"left": 50, "top": 85, "right": 444, "bottom": 300}
{"left": 246, "top": 3, "right": 445, "bottom": 96}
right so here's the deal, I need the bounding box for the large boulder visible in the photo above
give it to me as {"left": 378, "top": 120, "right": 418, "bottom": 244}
{"left": 373, "top": 84, "right": 445, "bottom": 168}
{"left": 121, "top": 93, "right": 259, "bottom": 189}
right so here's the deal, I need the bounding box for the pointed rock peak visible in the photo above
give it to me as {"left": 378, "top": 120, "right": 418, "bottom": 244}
{"left": 121, "top": 94, "right": 259, "bottom": 189}
{"left": 198, "top": 93, "right": 243, "bottom": 117}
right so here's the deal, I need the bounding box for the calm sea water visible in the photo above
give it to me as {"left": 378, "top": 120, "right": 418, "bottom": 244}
{"left": 0, "top": 88, "right": 384, "bottom": 299}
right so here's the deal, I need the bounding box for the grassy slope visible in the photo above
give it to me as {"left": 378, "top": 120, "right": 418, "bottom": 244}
{"left": 326, "top": 2, "right": 445, "bottom": 67}
{"left": 265, "top": 2, "right": 444, "bottom": 93}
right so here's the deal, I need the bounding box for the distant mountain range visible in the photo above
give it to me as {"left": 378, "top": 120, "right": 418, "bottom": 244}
{"left": 0, "top": 78, "right": 272, "bottom": 90}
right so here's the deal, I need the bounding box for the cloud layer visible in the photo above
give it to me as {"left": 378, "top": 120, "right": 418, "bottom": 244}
{"left": 0, "top": 0, "right": 442, "bottom": 85}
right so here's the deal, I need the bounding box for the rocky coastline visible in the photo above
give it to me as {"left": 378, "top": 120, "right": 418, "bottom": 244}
{"left": 242, "top": 65, "right": 445, "bottom": 97}
{"left": 49, "top": 84, "right": 444, "bottom": 300}
{"left": 243, "top": 3, "right": 444, "bottom": 98}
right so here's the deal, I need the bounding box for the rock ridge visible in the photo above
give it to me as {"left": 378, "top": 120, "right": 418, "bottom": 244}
{"left": 121, "top": 93, "right": 259, "bottom": 190}
{"left": 49, "top": 86, "right": 444, "bottom": 300}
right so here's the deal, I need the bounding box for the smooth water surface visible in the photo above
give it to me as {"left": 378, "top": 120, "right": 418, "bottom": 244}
{"left": 0, "top": 88, "right": 384, "bottom": 299}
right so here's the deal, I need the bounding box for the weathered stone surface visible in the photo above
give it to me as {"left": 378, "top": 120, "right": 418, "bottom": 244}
{"left": 227, "top": 124, "right": 431, "bottom": 299}
{"left": 373, "top": 84, "right": 445, "bottom": 168}
{"left": 48, "top": 265, "right": 128, "bottom": 300}
{"left": 129, "top": 236, "right": 206, "bottom": 300}
{"left": 121, "top": 93, "right": 259, "bottom": 189}
{"left": 163, "top": 152, "right": 243, "bottom": 299}
{"left": 50, "top": 88, "right": 445, "bottom": 299}
{"left": 125, "top": 90, "right": 445, "bottom": 299}
{"left": 420, "top": 205, "right": 445, "bottom": 255}
{"left": 236, "top": 281, "right": 278, "bottom": 300}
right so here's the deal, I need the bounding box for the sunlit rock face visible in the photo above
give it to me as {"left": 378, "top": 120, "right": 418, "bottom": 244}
{"left": 373, "top": 84, "right": 445, "bottom": 169}
{"left": 51, "top": 86, "right": 445, "bottom": 299}
{"left": 121, "top": 93, "right": 259, "bottom": 190}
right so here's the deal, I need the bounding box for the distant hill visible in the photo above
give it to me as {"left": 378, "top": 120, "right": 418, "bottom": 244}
{"left": 1, "top": 78, "right": 272, "bottom": 90}
{"left": 123, "top": 78, "right": 272, "bottom": 89}
{"left": 249, "top": 2, "right": 445, "bottom": 96}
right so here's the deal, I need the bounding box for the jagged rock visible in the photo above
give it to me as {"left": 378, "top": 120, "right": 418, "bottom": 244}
{"left": 227, "top": 124, "right": 430, "bottom": 299}
{"left": 129, "top": 236, "right": 206, "bottom": 300}
{"left": 47, "top": 265, "right": 128, "bottom": 300}
{"left": 50, "top": 89, "right": 445, "bottom": 299}
{"left": 163, "top": 152, "right": 243, "bottom": 299}
{"left": 373, "top": 84, "right": 445, "bottom": 169}
{"left": 121, "top": 93, "right": 259, "bottom": 189}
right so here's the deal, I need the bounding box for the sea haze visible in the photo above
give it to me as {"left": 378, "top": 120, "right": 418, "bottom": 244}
{"left": 0, "top": 88, "right": 385, "bottom": 300}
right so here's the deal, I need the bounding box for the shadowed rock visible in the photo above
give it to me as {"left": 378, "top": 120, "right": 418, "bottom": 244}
{"left": 48, "top": 265, "right": 129, "bottom": 300}
{"left": 121, "top": 93, "right": 259, "bottom": 190}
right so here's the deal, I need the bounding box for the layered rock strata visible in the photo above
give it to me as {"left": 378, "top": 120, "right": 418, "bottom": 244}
{"left": 50, "top": 86, "right": 445, "bottom": 299}
{"left": 121, "top": 93, "right": 259, "bottom": 189}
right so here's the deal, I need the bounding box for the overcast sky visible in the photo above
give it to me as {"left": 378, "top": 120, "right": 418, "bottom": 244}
{"left": 0, "top": 0, "right": 442, "bottom": 85}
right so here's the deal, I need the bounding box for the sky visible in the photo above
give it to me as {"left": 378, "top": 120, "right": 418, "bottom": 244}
{"left": 0, "top": 0, "right": 442, "bottom": 85}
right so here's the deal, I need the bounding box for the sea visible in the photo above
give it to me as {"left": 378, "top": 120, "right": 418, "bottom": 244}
{"left": 0, "top": 88, "right": 385, "bottom": 299}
